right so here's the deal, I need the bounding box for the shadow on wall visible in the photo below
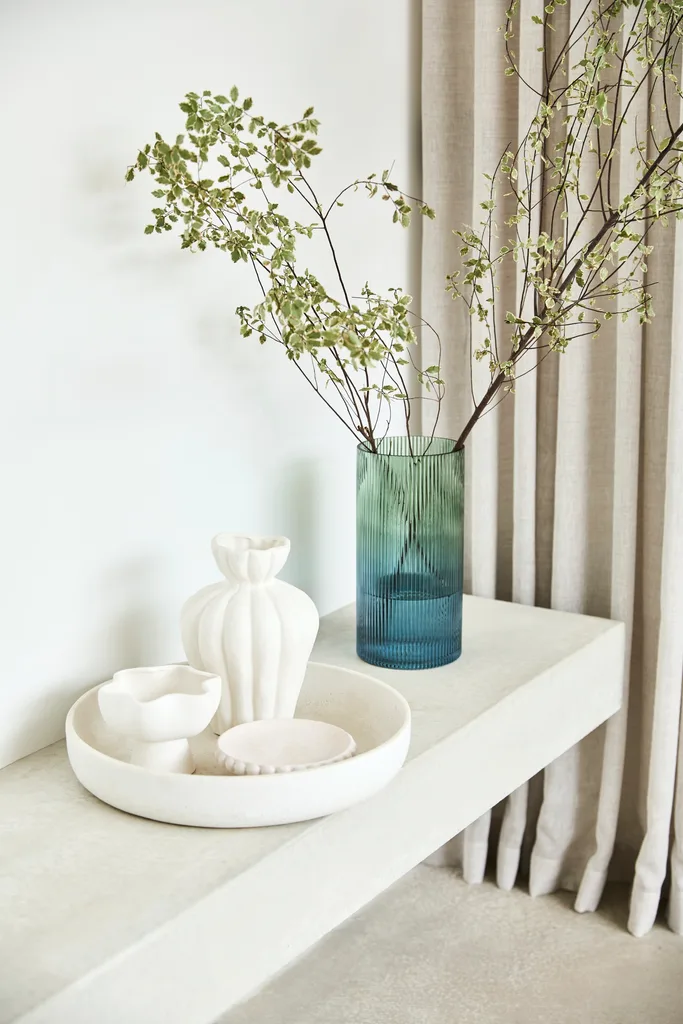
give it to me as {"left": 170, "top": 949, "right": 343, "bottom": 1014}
{"left": 275, "top": 458, "right": 320, "bottom": 601}
{"left": 76, "top": 142, "right": 199, "bottom": 283}
{"left": 98, "top": 556, "right": 170, "bottom": 672}
{"left": 1, "top": 557, "right": 169, "bottom": 768}
{"left": 273, "top": 452, "right": 356, "bottom": 617}
{"left": 80, "top": 137, "right": 297, "bottom": 431}
{"left": 72, "top": 140, "right": 350, "bottom": 634}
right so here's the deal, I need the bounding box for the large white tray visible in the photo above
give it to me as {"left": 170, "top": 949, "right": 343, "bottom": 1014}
{"left": 65, "top": 661, "right": 411, "bottom": 828}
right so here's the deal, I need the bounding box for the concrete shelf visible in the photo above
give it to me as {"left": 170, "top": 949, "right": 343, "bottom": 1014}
{"left": 0, "top": 597, "right": 623, "bottom": 1024}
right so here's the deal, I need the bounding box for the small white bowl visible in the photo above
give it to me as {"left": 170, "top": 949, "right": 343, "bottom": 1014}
{"left": 216, "top": 718, "right": 356, "bottom": 776}
{"left": 98, "top": 665, "right": 221, "bottom": 774}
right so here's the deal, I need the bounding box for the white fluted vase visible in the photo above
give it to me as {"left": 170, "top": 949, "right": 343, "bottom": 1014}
{"left": 180, "top": 534, "right": 319, "bottom": 734}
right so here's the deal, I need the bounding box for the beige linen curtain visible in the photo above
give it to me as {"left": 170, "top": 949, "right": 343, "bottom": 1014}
{"left": 420, "top": 0, "right": 683, "bottom": 936}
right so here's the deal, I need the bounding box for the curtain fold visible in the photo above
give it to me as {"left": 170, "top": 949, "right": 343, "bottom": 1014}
{"left": 421, "top": 0, "right": 683, "bottom": 936}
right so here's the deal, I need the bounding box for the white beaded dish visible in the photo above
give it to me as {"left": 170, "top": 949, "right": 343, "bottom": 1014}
{"left": 216, "top": 718, "right": 356, "bottom": 776}
{"left": 66, "top": 662, "right": 411, "bottom": 828}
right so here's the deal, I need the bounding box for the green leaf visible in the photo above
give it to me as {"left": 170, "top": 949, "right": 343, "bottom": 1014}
{"left": 214, "top": 94, "right": 229, "bottom": 104}
{"left": 144, "top": 224, "right": 154, "bottom": 234}
{"left": 230, "top": 85, "right": 239, "bottom": 102}
{"left": 303, "top": 106, "right": 314, "bottom": 117}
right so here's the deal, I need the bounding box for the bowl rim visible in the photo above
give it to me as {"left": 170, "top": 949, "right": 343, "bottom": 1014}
{"left": 103, "top": 665, "right": 221, "bottom": 705}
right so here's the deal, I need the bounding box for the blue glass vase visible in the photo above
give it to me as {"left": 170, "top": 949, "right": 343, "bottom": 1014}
{"left": 356, "top": 436, "right": 464, "bottom": 670}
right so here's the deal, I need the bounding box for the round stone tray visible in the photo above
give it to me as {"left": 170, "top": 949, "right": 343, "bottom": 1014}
{"left": 65, "top": 661, "right": 411, "bottom": 828}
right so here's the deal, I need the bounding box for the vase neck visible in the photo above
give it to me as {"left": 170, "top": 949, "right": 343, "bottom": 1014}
{"left": 212, "top": 534, "right": 290, "bottom": 584}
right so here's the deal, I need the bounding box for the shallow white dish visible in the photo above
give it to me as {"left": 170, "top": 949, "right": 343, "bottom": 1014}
{"left": 66, "top": 662, "right": 411, "bottom": 828}
{"left": 216, "top": 718, "right": 356, "bottom": 775}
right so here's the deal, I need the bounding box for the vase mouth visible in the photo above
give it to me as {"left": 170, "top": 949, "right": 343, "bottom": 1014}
{"left": 357, "top": 435, "right": 461, "bottom": 457}
{"left": 212, "top": 533, "right": 289, "bottom": 554}
{"left": 211, "top": 533, "right": 291, "bottom": 583}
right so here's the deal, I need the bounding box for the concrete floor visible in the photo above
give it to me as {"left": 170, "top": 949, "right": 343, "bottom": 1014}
{"left": 221, "top": 866, "right": 683, "bottom": 1024}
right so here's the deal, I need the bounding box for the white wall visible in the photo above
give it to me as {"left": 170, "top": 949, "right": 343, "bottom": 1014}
{"left": 0, "top": 0, "right": 420, "bottom": 767}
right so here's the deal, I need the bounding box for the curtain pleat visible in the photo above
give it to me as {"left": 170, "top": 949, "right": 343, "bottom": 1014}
{"left": 670, "top": 688, "right": 683, "bottom": 932}
{"left": 496, "top": 0, "right": 544, "bottom": 893}
{"left": 421, "top": 0, "right": 683, "bottom": 934}
{"left": 628, "top": 208, "right": 683, "bottom": 936}
{"left": 575, "top": 38, "right": 647, "bottom": 913}
{"left": 460, "top": 0, "right": 515, "bottom": 887}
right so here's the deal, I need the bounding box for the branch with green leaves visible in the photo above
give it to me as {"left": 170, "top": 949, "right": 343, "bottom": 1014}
{"left": 127, "top": 87, "right": 438, "bottom": 452}
{"left": 449, "top": 0, "right": 683, "bottom": 450}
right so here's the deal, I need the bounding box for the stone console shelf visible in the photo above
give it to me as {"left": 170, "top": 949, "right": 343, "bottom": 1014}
{"left": 0, "top": 597, "right": 624, "bottom": 1024}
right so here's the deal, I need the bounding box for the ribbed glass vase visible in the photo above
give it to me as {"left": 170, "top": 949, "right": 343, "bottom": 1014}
{"left": 356, "top": 436, "right": 464, "bottom": 670}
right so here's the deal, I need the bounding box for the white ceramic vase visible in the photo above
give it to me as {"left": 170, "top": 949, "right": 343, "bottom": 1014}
{"left": 180, "top": 534, "right": 319, "bottom": 733}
